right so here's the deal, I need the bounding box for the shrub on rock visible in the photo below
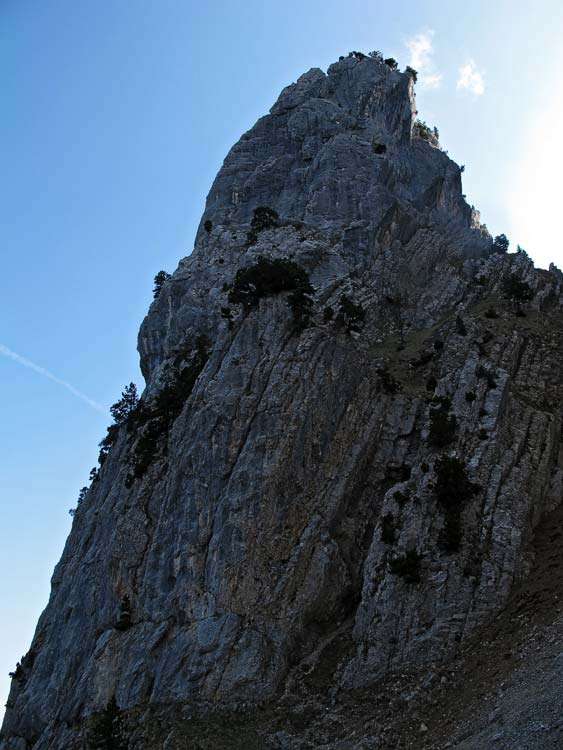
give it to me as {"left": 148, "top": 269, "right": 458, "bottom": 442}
{"left": 389, "top": 548, "right": 421, "bottom": 583}
{"left": 229, "top": 256, "right": 314, "bottom": 331}
{"left": 434, "top": 456, "right": 479, "bottom": 552}
{"left": 381, "top": 513, "right": 397, "bottom": 545}
{"left": 335, "top": 294, "right": 366, "bottom": 333}
{"left": 247, "top": 206, "right": 279, "bottom": 244}
{"left": 86, "top": 696, "right": 128, "bottom": 750}
{"left": 502, "top": 273, "right": 533, "bottom": 314}
{"left": 428, "top": 398, "right": 457, "bottom": 448}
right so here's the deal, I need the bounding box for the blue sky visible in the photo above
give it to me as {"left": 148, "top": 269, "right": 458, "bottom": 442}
{"left": 2, "top": 0, "right": 563, "bottom": 717}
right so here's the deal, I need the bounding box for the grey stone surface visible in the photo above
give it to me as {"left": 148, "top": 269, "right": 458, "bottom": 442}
{"left": 2, "top": 54, "right": 562, "bottom": 749}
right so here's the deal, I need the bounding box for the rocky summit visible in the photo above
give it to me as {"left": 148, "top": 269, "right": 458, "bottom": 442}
{"left": 2, "top": 53, "right": 562, "bottom": 749}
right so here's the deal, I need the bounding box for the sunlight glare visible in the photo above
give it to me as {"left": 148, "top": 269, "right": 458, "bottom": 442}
{"left": 508, "top": 83, "right": 563, "bottom": 269}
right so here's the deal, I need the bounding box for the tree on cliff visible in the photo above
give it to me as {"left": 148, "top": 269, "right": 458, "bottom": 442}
{"left": 502, "top": 273, "right": 533, "bottom": 314}
{"left": 492, "top": 233, "right": 509, "bottom": 254}
{"left": 153, "top": 270, "right": 171, "bottom": 299}
{"left": 110, "top": 383, "right": 139, "bottom": 425}
{"left": 86, "top": 696, "right": 128, "bottom": 749}
{"left": 98, "top": 383, "right": 140, "bottom": 465}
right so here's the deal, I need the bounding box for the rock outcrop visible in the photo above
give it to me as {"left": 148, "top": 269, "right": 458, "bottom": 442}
{"left": 2, "top": 53, "right": 562, "bottom": 749}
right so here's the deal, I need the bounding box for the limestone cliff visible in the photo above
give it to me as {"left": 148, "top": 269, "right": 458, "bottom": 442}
{"left": 2, "top": 53, "right": 562, "bottom": 750}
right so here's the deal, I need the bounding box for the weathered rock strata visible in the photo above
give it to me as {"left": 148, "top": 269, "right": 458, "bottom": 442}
{"left": 2, "top": 53, "right": 562, "bottom": 749}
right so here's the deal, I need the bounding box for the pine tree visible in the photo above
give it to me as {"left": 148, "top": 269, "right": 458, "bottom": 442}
{"left": 110, "top": 383, "right": 139, "bottom": 425}
{"left": 153, "top": 270, "right": 170, "bottom": 299}
{"left": 492, "top": 233, "right": 509, "bottom": 254}
{"left": 69, "top": 486, "right": 88, "bottom": 516}
{"left": 502, "top": 273, "right": 533, "bottom": 314}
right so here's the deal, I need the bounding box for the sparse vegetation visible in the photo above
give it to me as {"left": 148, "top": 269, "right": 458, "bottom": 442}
{"left": 69, "top": 486, "right": 88, "bottom": 517}
{"left": 8, "top": 662, "right": 23, "bottom": 681}
{"left": 465, "top": 390, "right": 476, "bottom": 403}
{"left": 115, "top": 596, "right": 132, "bottom": 632}
{"left": 153, "top": 348, "right": 210, "bottom": 424}
{"left": 405, "top": 66, "right": 418, "bottom": 82}
{"left": 86, "top": 696, "right": 128, "bottom": 750}
{"left": 246, "top": 206, "right": 279, "bottom": 245}
{"left": 384, "top": 464, "right": 411, "bottom": 487}
{"left": 204, "top": 219, "right": 212, "bottom": 233}
{"left": 389, "top": 548, "right": 421, "bottom": 583}
{"left": 221, "top": 306, "right": 234, "bottom": 329}
{"left": 516, "top": 244, "right": 530, "bottom": 259}
{"left": 126, "top": 337, "right": 210, "bottom": 485}
{"left": 482, "top": 330, "right": 494, "bottom": 344}
{"left": 484, "top": 306, "right": 499, "bottom": 319}
{"left": 502, "top": 273, "right": 533, "bottom": 314}
{"left": 335, "top": 295, "right": 365, "bottom": 333}
{"left": 393, "top": 490, "right": 409, "bottom": 507}
{"left": 426, "top": 375, "right": 437, "bottom": 392}
{"left": 377, "top": 367, "right": 400, "bottom": 394}
{"left": 8, "top": 648, "right": 37, "bottom": 686}
{"left": 381, "top": 513, "right": 397, "bottom": 545}
{"left": 456, "top": 315, "right": 467, "bottom": 336}
{"left": 323, "top": 306, "right": 334, "bottom": 323}
{"left": 410, "top": 350, "right": 434, "bottom": 368}
{"left": 153, "top": 271, "right": 170, "bottom": 300}
{"left": 434, "top": 455, "right": 479, "bottom": 552}
{"left": 428, "top": 397, "right": 457, "bottom": 448}
{"left": 228, "top": 256, "right": 314, "bottom": 331}
{"left": 126, "top": 419, "right": 163, "bottom": 484}
{"left": 476, "top": 365, "right": 497, "bottom": 389}
{"left": 384, "top": 57, "right": 398, "bottom": 70}
{"left": 413, "top": 119, "right": 439, "bottom": 145}
{"left": 372, "top": 141, "right": 387, "bottom": 155}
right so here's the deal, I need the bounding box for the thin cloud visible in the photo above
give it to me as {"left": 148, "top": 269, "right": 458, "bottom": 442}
{"left": 0, "top": 343, "right": 106, "bottom": 414}
{"left": 422, "top": 72, "right": 442, "bottom": 90}
{"left": 405, "top": 30, "right": 443, "bottom": 89}
{"left": 457, "top": 60, "right": 485, "bottom": 96}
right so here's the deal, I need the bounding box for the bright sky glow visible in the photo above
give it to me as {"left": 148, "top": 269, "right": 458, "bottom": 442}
{"left": 508, "top": 54, "right": 563, "bottom": 269}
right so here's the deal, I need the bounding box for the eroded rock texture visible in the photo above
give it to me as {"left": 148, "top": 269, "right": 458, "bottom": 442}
{"left": 2, "top": 54, "right": 562, "bottom": 749}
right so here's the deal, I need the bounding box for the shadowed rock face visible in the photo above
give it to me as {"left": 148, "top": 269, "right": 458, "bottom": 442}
{"left": 2, "top": 55, "right": 562, "bottom": 750}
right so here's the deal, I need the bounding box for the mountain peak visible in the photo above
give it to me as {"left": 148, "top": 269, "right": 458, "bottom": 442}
{"left": 3, "top": 55, "right": 562, "bottom": 750}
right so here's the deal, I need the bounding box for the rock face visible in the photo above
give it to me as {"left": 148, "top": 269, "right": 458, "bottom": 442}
{"left": 2, "top": 54, "right": 562, "bottom": 749}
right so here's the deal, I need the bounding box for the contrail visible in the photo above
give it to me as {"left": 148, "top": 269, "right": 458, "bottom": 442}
{"left": 0, "top": 343, "right": 107, "bottom": 414}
